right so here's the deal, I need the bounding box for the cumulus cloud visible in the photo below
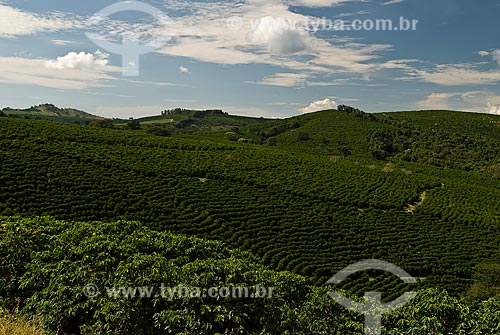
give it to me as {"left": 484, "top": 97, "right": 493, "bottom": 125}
{"left": 0, "top": 56, "right": 119, "bottom": 90}
{"left": 179, "top": 66, "right": 190, "bottom": 73}
{"left": 45, "top": 51, "right": 109, "bottom": 70}
{"left": 157, "top": 0, "right": 391, "bottom": 75}
{"left": 247, "top": 16, "right": 311, "bottom": 55}
{"left": 300, "top": 98, "right": 337, "bottom": 113}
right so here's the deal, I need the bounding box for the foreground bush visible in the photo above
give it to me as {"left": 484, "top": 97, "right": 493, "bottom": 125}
{"left": 1, "top": 216, "right": 500, "bottom": 334}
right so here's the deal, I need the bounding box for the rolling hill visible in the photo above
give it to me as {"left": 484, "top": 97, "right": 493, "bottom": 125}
{"left": 1, "top": 106, "right": 500, "bottom": 334}
{"left": 1, "top": 104, "right": 103, "bottom": 124}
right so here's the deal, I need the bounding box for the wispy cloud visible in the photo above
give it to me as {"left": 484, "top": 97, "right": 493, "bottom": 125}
{"left": 128, "top": 80, "right": 179, "bottom": 87}
{"left": 414, "top": 64, "right": 500, "bottom": 86}
{"left": 287, "top": 0, "right": 361, "bottom": 7}
{"left": 417, "top": 91, "right": 500, "bottom": 114}
{"left": 382, "top": 0, "right": 406, "bottom": 6}
{"left": 478, "top": 49, "right": 500, "bottom": 65}
{"left": 157, "top": 0, "right": 391, "bottom": 77}
{"left": 0, "top": 4, "right": 81, "bottom": 37}
{"left": 0, "top": 55, "right": 119, "bottom": 90}
{"left": 249, "top": 73, "right": 308, "bottom": 87}
{"left": 51, "top": 39, "right": 79, "bottom": 46}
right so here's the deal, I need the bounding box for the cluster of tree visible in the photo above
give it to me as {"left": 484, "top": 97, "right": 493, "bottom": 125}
{"left": 338, "top": 105, "right": 377, "bottom": 122}
{"left": 146, "top": 125, "right": 171, "bottom": 137}
{"left": 249, "top": 121, "right": 301, "bottom": 143}
{"left": 367, "top": 119, "right": 500, "bottom": 171}
{"left": 161, "top": 108, "right": 227, "bottom": 117}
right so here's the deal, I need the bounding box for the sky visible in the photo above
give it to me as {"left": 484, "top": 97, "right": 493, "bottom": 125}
{"left": 0, "top": 0, "right": 499, "bottom": 119}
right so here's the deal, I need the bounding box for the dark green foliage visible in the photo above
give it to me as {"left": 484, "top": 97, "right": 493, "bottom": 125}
{"left": 297, "top": 132, "right": 309, "bottom": 141}
{"left": 92, "top": 119, "right": 115, "bottom": 129}
{"left": 127, "top": 120, "right": 141, "bottom": 130}
{"left": 465, "top": 264, "right": 500, "bottom": 302}
{"left": 0, "top": 217, "right": 310, "bottom": 334}
{"left": 372, "top": 110, "right": 500, "bottom": 171}
{"left": 174, "top": 118, "right": 196, "bottom": 129}
{"left": 1, "top": 117, "right": 500, "bottom": 301}
{"left": 1, "top": 217, "right": 499, "bottom": 334}
{"left": 146, "top": 126, "right": 171, "bottom": 137}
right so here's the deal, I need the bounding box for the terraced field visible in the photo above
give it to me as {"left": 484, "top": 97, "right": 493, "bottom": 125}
{"left": 2, "top": 111, "right": 500, "bottom": 300}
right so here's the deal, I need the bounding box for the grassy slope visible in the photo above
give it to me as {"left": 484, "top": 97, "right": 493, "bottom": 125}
{"left": 0, "top": 312, "right": 48, "bottom": 335}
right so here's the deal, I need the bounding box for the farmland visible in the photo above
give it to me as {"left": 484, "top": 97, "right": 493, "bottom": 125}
{"left": 1, "top": 108, "right": 500, "bottom": 333}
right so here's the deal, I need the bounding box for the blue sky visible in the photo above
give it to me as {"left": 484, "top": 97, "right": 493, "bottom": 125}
{"left": 0, "top": 0, "right": 499, "bottom": 118}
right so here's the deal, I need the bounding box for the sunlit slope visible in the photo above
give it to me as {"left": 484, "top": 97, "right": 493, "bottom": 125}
{"left": 1, "top": 116, "right": 500, "bottom": 297}
{"left": 388, "top": 110, "right": 500, "bottom": 141}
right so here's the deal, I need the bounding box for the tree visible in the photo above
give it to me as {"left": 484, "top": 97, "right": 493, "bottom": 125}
{"left": 127, "top": 120, "right": 141, "bottom": 130}
{"left": 297, "top": 132, "right": 310, "bottom": 141}
{"left": 146, "top": 126, "right": 171, "bottom": 137}
{"left": 338, "top": 146, "right": 352, "bottom": 157}
{"left": 93, "top": 119, "right": 114, "bottom": 129}
{"left": 466, "top": 264, "right": 500, "bottom": 302}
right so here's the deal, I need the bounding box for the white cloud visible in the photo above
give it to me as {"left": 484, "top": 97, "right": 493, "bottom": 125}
{"left": 491, "top": 50, "right": 500, "bottom": 65}
{"left": 382, "top": 0, "right": 405, "bottom": 5}
{"left": 157, "top": 0, "right": 390, "bottom": 75}
{"left": 0, "top": 4, "right": 79, "bottom": 37}
{"left": 224, "top": 105, "right": 285, "bottom": 118}
{"left": 300, "top": 98, "right": 337, "bottom": 113}
{"left": 487, "top": 103, "right": 500, "bottom": 115}
{"left": 51, "top": 39, "right": 78, "bottom": 46}
{"left": 0, "top": 55, "right": 119, "bottom": 90}
{"left": 247, "top": 16, "right": 311, "bottom": 54}
{"left": 95, "top": 105, "right": 166, "bottom": 119}
{"left": 250, "top": 73, "right": 308, "bottom": 87}
{"left": 128, "top": 80, "right": 178, "bottom": 87}
{"left": 179, "top": 66, "right": 190, "bottom": 73}
{"left": 45, "top": 51, "right": 109, "bottom": 70}
{"left": 417, "top": 91, "right": 500, "bottom": 114}
{"left": 415, "top": 64, "right": 500, "bottom": 86}
{"left": 416, "top": 93, "right": 458, "bottom": 110}
{"left": 478, "top": 49, "right": 500, "bottom": 65}
{"left": 287, "top": 0, "right": 357, "bottom": 7}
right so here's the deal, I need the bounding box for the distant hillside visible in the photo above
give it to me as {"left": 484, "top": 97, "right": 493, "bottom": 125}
{"left": 1, "top": 104, "right": 102, "bottom": 124}
{"left": 127, "top": 105, "right": 500, "bottom": 173}
{"left": 4, "top": 104, "right": 500, "bottom": 173}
